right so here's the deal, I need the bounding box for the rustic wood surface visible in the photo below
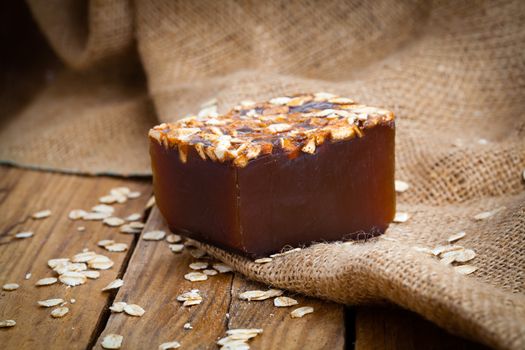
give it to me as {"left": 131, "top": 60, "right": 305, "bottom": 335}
{"left": 0, "top": 166, "right": 151, "bottom": 349}
{"left": 0, "top": 166, "right": 487, "bottom": 349}
{"left": 96, "top": 207, "right": 346, "bottom": 350}
{"left": 355, "top": 307, "right": 488, "bottom": 350}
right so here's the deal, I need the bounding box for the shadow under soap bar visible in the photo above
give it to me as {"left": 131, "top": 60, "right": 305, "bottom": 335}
{"left": 149, "top": 93, "right": 396, "bottom": 257}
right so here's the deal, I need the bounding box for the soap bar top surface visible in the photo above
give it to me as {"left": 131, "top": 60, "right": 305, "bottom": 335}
{"left": 148, "top": 92, "right": 394, "bottom": 167}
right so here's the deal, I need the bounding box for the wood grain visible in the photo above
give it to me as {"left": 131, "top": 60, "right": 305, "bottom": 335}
{"left": 355, "top": 306, "right": 489, "bottom": 350}
{"left": 227, "top": 276, "right": 345, "bottom": 349}
{"left": 96, "top": 207, "right": 346, "bottom": 349}
{"left": 0, "top": 166, "right": 151, "bottom": 349}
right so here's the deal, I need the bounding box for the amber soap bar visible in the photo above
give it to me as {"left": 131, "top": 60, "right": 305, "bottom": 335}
{"left": 149, "top": 93, "right": 395, "bottom": 257}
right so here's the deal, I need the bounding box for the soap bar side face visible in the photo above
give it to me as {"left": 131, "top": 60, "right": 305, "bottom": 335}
{"left": 150, "top": 141, "right": 242, "bottom": 250}
{"left": 237, "top": 122, "right": 395, "bottom": 256}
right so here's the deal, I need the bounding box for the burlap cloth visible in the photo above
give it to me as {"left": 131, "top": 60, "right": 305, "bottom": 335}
{"left": 1, "top": 1, "right": 524, "bottom": 348}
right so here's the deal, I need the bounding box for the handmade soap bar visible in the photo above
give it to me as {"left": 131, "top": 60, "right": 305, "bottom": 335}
{"left": 149, "top": 93, "right": 395, "bottom": 257}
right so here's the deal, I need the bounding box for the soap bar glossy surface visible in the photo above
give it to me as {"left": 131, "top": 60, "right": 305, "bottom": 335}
{"left": 149, "top": 93, "right": 395, "bottom": 257}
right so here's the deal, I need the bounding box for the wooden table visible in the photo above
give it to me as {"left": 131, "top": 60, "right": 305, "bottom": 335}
{"left": 0, "top": 166, "right": 486, "bottom": 349}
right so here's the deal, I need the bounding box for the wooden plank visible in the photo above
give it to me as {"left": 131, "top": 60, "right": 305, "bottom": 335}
{"left": 95, "top": 207, "right": 233, "bottom": 349}
{"left": 355, "top": 306, "right": 489, "bottom": 350}
{"left": 96, "top": 207, "right": 346, "bottom": 349}
{"left": 227, "top": 276, "right": 345, "bottom": 349}
{"left": 0, "top": 166, "right": 151, "bottom": 349}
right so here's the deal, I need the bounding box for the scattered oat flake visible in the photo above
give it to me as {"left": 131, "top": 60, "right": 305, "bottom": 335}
{"left": 183, "top": 322, "right": 192, "bottom": 330}
{"left": 102, "top": 279, "right": 124, "bottom": 292}
{"left": 0, "top": 320, "right": 16, "bottom": 328}
{"left": 36, "top": 277, "right": 58, "bottom": 286}
{"left": 128, "top": 221, "right": 145, "bottom": 229}
{"left": 169, "top": 244, "right": 184, "bottom": 253}
{"left": 145, "top": 196, "right": 155, "bottom": 210}
{"left": 269, "top": 247, "right": 301, "bottom": 258}
{"left": 102, "top": 334, "right": 123, "bottom": 349}
{"left": 32, "top": 209, "right": 51, "bottom": 219}
{"left": 53, "top": 262, "right": 88, "bottom": 274}
{"left": 98, "top": 239, "right": 115, "bottom": 247}
{"left": 103, "top": 217, "right": 125, "bottom": 227}
{"left": 213, "top": 263, "right": 233, "bottom": 273}
{"left": 72, "top": 251, "right": 97, "bottom": 263}
{"left": 473, "top": 207, "right": 505, "bottom": 220}
{"left": 71, "top": 299, "right": 76, "bottom": 304}
{"left": 217, "top": 328, "right": 263, "bottom": 348}
{"left": 291, "top": 306, "right": 314, "bottom": 318}
{"left": 92, "top": 204, "right": 115, "bottom": 214}
{"left": 447, "top": 231, "right": 466, "bottom": 243}
{"left": 111, "top": 186, "right": 130, "bottom": 196}
{"left": 455, "top": 265, "right": 478, "bottom": 275}
{"left": 453, "top": 249, "right": 476, "bottom": 263}
{"left": 99, "top": 195, "right": 117, "bottom": 204}
{"left": 38, "top": 298, "right": 64, "bottom": 307}
{"left": 15, "top": 231, "right": 33, "bottom": 239}
{"left": 84, "top": 212, "right": 111, "bottom": 220}
{"left": 143, "top": 230, "right": 166, "bottom": 241}
{"left": 254, "top": 257, "right": 273, "bottom": 264}
{"left": 2, "top": 283, "right": 19, "bottom": 291}
{"left": 159, "top": 341, "right": 181, "bottom": 350}
{"left": 440, "top": 255, "right": 456, "bottom": 265}
{"left": 51, "top": 306, "right": 69, "bottom": 318}
{"left": 25, "top": 273, "right": 31, "bottom": 280}
{"left": 87, "top": 255, "right": 114, "bottom": 270}
{"left": 68, "top": 209, "right": 87, "bottom": 220}
{"left": 127, "top": 191, "right": 141, "bottom": 199}
{"left": 166, "top": 234, "right": 182, "bottom": 243}
{"left": 189, "top": 261, "right": 208, "bottom": 270}
{"left": 395, "top": 180, "right": 410, "bottom": 193}
{"left": 177, "top": 289, "right": 202, "bottom": 305}
{"left": 184, "top": 272, "right": 208, "bottom": 282}
{"left": 81, "top": 270, "right": 101, "bottom": 279}
{"left": 431, "top": 245, "right": 464, "bottom": 256}
{"left": 125, "top": 213, "right": 141, "bottom": 221}
{"left": 393, "top": 212, "right": 409, "bottom": 223}
{"left": 110, "top": 302, "right": 127, "bottom": 313}
{"left": 474, "top": 211, "right": 493, "bottom": 220}
{"left": 48, "top": 258, "right": 69, "bottom": 269}
{"left": 203, "top": 269, "right": 218, "bottom": 276}
{"left": 59, "top": 271, "right": 87, "bottom": 286}
{"left": 239, "top": 289, "right": 283, "bottom": 301}
{"left": 77, "top": 226, "right": 86, "bottom": 232}
{"left": 120, "top": 225, "right": 142, "bottom": 234}
{"left": 274, "top": 296, "right": 298, "bottom": 307}
{"left": 105, "top": 243, "right": 128, "bottom": 252}
{"left": 124, "top": 304, "right": 145, "bottom": 317}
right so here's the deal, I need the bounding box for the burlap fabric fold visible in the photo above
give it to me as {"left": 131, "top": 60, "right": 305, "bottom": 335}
{"left": 1, "top": 1, "right": 524, "bottom": 349}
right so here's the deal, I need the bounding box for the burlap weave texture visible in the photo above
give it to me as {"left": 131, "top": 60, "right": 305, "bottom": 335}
{"left": 1, "top": 1, "right": 524, "bottom": 348}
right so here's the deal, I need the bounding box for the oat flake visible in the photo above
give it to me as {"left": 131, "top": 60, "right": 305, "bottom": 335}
{"left": 36, "top": 277, "right": 58, "bottom": 286}
{"left": 143, "top": 230, "right": 166, "bottom": 241}
{"left": 124, "top": 304, "right": 145, "bottom": 317}
{"left": 159, "top": 341, "right": 181, "bottom": 350}
{"left": 32, "top": 209, "right": 51, "bottom": 219}
{"left": 102, "top": 334, "right": 123, "bottom": 349}
{"left": 38, "top": 298, "right": 64, "bottom": 307}
{"left": 102, "top": 279, "right": 124, "bottom": 291}
{"left": 0, "top": 320, "right": 16, "bottom": 328}
{"left": 51, "top": 307, "right": 69, "bottom": 318}
{"left": 290, "top": 306, "right": 314, "bottom": 318}
{"left": 184, "top": 272, "right": 208, "bottom": 282}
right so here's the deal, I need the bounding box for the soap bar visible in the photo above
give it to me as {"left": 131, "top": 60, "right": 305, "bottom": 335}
{"left": 149, "top": 93, "right": 395, "bottom": 257}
